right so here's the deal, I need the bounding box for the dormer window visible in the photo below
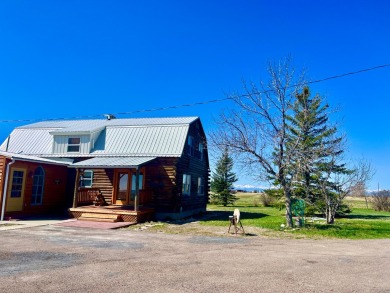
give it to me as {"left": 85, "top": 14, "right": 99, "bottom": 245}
{"left": 67, "top": 137, "right": 81, "bottom": 152}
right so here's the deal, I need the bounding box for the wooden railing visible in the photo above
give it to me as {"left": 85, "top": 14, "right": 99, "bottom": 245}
{"left": 74, "top": 188, "right": 152, "bottom": 207}
{"left": 77, "top": 188, "right": 101, "bottom": 206}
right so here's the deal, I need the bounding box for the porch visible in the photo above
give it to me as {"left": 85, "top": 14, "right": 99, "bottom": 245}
{"left": 69, "top": 205, "right": 154, "bottom": 223}
{"left": 70, "top": 156, "right": 157, "bottom": 224}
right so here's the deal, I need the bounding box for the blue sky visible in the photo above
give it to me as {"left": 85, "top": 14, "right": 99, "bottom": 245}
{"left": 0, "top": 1, "right": 389, "bottom": 190}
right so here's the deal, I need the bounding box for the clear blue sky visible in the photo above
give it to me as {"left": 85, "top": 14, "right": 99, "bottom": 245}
{"left": 0, "top": 1, "right": 389, "bottom": 190}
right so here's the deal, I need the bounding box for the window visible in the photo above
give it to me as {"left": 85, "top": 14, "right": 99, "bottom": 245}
{"left": 131, "top": 173, "right": 144, "bottom": 200}
{"left": 81, "top": 170, "right": 93, "bottom": 188}
{"left": 10, "top": 170, "right": 24, "bottom": 198}
{"left": 197, "top": 177, "right": 205, "bottom": 195}
{"left": 182, "top": 174, "right": 191, "bottom": 195}
{"left": 67, "top": 137, "right": 81, "bottom": 152}
{"left": 198, "top": 143, "right": 204, "bottom": 160}
{"left": 187, "top": 136, "right": 194, "bottom": 156}
{"left": 31, "top": 167, "right": 45, "bottom": 205}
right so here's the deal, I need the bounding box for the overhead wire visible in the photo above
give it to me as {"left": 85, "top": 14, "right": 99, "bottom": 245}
{"left": 0, "top": 63, "right": 389, "bottom": 123}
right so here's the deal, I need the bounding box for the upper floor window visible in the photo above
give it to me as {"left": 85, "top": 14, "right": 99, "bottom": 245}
{"left": 187, "top": 136, "right": 194, "bottom": 156}
{"left": 182, "top": 174, "right": 191, "bottom": 195}
{"left": 81, "top": 170, "right": 93, "bottom": 188}
{"left": 67, "top": 137, "right": 81, "bottom": 153}
{"left": 31, "top": 167, "right": 45, "bottom": 205}
{"left": 198, "top": 143, "right": 204, "bottom": 161}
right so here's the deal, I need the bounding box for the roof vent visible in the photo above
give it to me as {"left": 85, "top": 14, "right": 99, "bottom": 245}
{"left": 104, "top": 114, "right": 116, "bottom": 120}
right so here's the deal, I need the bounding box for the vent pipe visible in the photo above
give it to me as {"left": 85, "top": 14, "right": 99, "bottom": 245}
{"left": 104, "top": 114, "right": 116, "bottom": 120}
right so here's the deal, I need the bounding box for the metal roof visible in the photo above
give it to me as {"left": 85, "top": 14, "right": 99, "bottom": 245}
{"left": 0, "top": 151, "right": 72, "bottom": 166}
{"left": 18, "top": 117, "right": 199, "bottom": 129}
{"left": 70, "top": 156, "right": 156, "bottom": 168}
{"left": 0, "top": 129, "right": 54, "bottom": 154}
{"left": 0, "top": 117, "right": 199, "bottom": 157}
{"left": 91, "top": 124, "right": 189, "bottom": 156}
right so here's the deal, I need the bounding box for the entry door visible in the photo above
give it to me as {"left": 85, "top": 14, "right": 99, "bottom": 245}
{"left": 114, "top": 171, "right": 133, "bottom": 205}
{"left": 6, "top": 169, "right": 26, "bottom": 212}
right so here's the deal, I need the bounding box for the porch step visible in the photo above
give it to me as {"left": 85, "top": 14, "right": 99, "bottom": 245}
{"left": 78, "top": 213, "right": 120, "bottom": 223}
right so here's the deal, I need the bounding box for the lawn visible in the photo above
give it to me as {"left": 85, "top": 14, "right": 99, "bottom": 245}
{"left": 202, "top": 193, "right": 390, "bottom": 239}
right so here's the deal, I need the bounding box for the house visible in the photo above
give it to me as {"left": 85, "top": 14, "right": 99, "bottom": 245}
{"left": 0, "top": 116, "right": 210, "bottom": 222}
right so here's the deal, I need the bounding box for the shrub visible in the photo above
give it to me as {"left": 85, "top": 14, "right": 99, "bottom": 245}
{"left": 372, "top": 190, "right": 390, "bottom": 211}
{"left": 259, "top": 193, "right": 274, "bottom": 207}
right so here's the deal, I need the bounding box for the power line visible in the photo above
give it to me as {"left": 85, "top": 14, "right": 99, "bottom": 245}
{"left": 1, "top": 63, "right": 389, "bottom": 123}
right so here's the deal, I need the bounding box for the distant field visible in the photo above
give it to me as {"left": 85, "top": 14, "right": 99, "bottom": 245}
{"left": 202, "top": 192, "right": 390, "bottom": 239}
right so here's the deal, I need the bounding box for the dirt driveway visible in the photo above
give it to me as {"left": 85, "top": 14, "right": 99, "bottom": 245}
{"left": 0, "top": 225, "right": 389, "bottom": 293}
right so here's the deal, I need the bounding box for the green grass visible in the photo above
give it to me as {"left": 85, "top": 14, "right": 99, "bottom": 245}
{"left": 202, "top": 193, "right": 390, "bottom": 239}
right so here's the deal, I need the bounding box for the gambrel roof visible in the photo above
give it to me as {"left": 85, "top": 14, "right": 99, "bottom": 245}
{"left": 0, "top": 117, "right": 200, "bottom": 159}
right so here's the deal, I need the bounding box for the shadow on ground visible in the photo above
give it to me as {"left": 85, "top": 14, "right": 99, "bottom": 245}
{"left": 341, "top": 214, "right": 390, "bottom": 220}
{"left": 163, "top": 210, "right": 268, "bottom": 226}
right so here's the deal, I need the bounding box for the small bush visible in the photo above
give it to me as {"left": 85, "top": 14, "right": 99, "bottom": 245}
{"left": 372, "top": 190, "right": 390, "bottom": 211}
{"left": 260, "top": 193, "right": 274, "bottom": 207}
{"left": 305, "top": 205, "right": 318, "bottom": 217}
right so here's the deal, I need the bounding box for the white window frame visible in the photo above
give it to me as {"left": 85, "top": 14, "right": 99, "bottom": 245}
{"left": 67, "top": 137, "right": 81, "bottom": 153}
{"left": 81, "top": 170, "right": 93, "bottom": 188}
{"left": 182, "top": 174, "right": 191, "bottom": 195}
{"left": 197, "top": 177, "right": 204, "bottom": 196}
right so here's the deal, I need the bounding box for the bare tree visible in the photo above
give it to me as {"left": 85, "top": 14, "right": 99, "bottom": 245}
{"left": 317, "top": 158, "right": 374, "bottom": 224}
{"left": 350, "top": 180, "right": 370, "bottom": 208}
{"left": 210, "top": 58, "right": 304, "bottom": 228}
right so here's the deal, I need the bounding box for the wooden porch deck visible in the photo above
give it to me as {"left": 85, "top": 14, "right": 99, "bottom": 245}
{"left": 69, "top": 205, "right": 155, "bottom": 223}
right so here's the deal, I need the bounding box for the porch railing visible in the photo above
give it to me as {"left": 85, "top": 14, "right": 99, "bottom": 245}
{"left": 74, "top": 188, "right": 152, "bottom": 207}
{"left": 76, "top": 188, "right": 101, "bottom": 206}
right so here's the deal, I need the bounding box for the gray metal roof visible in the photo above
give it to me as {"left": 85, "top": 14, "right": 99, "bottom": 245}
{"left": 0, "top": 129, "right": 54, "bottom": 154}
{"left": 0, "top": 117, "right": 199, "bottom": 157}
{"left": 91, "top": 124, "right": 189, "bottom": 156}
{"left": 71, "top": 156, "right": 156, "bottom": 168}
{"left": 0, "top": 151, "right": 72, "bottom": 166}
{"left": 18, "top": 117, "right": 198, "bottom": 129}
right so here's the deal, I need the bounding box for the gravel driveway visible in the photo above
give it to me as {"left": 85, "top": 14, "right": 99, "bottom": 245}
{"left": 0, "top": 225, "right": 389, "bottom": 292}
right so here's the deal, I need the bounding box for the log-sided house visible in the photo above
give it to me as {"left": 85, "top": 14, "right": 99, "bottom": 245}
{"left": 0, "top": 117, "right": 209, "bottom": 223}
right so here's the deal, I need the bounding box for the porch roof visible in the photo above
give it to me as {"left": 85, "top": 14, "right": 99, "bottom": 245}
{"left": 0, "top": 151, "right": 72, "bottom": 166}
{"left": 70, "top": 156, "right": 157, "bottom": 168}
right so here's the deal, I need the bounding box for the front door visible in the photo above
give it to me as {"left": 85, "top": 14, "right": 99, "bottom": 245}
{"left": 6, "top": 168, "right": 26, "bottom": 212}
{"left": 114, "top": 170, "right": 133, "bottom": 205}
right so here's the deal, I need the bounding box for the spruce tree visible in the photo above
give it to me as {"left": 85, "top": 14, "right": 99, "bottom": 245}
{"left": 211, "top": 148, "right": 238, "bottom": 206}
{"left": 287, "top": 86, "right": 348, "bottom": 219}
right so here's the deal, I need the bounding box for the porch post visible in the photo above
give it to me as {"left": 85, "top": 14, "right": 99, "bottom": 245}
{"left": 72, "top": 169, "right": 80, "bottom": 208}
{"left": 134, "top": 167, "right": 140, "bottom": 212}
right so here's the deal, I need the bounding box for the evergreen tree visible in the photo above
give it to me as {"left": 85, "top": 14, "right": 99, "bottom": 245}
{"left": 211, "top": 148, "right": 238, "bottom": 206}
{"left": 287, "top": 87, "right": 349, "bottom": 222}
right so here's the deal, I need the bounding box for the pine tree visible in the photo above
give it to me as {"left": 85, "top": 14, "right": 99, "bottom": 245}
{"left": 210, "top": 148, "right": 238, "bottom": 206}
{"left": 287, "top": 87, "right": 349, "bottom": 222}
